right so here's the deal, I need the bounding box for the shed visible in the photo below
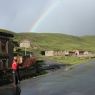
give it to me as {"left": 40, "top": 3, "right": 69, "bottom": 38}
{"left": 0, "top": 31, "right": 14, "bottom": 69}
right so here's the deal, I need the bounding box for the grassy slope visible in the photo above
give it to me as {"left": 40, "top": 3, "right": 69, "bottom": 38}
{"left": 81, "top": 36, "right": 95, "bottom": 51}
{"left": 1, "top": 29, "right": 95, "bottom": 51}
{"left": 13, "top": 33, "right": 95, "bottom": 51}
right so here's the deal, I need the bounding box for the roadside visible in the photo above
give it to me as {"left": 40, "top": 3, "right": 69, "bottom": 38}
{"left": 21, "top": 60, "right": 95, "bottom": 95}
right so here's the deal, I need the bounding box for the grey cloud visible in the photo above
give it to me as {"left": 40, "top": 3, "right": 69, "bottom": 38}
{"left": 0, "top": 0, "right": 95, "bottom": 36}
{"left": 34, "top": 0, "right": 95, "bottom": 35}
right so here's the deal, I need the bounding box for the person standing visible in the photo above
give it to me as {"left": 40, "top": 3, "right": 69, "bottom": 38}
{"left": 12, "top": 57, "right": 20, "bottom": 86}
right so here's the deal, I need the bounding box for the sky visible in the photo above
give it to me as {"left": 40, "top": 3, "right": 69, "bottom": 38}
{"left": 0, "top": 0, "right": 95, "bottom": 36}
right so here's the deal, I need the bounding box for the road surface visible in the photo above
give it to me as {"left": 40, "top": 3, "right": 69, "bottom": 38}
{"left": 20, "top": 60, "right": 95, "bottom": 95}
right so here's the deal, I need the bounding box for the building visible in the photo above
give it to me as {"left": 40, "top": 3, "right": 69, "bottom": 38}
{"left": 0, "top": 31, "right": 14, "bottom": 70}
{"left": 41, "top": 50, "right": 68, "bottom": 56}
{"left": 45, "top": 51, "right": 54, "bottom": 56}
{"left": 20, "top": 40, "right": 31, "bottom": 48}
{"left": 41, "top": 51, "right": 54, "bottom": 56}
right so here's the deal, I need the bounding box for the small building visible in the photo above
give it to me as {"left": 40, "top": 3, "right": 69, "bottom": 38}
{"left": 0, "top": 31, "right": 14, "bottom": 70}
{"left": 20, "top": 40, "right": 31, "bottom": 48}
{"left": 69, "top": 51, "right": 76, "bottom": 56}
{"left": 45, "top": 51, "right": 54, "bottom": 56}
{"left": 41, "top": 51, "right": 54, "bottom": 56}
{"left": 84, "top": 51, "right": 89, "bottom": 55}
{"left": 41, "top": 50, "right": 69, "bottom": 56}
{"left": 75, "top": 50, "right": 88, "bottom": 56}
{"left": 64, "top": 50, "right": 69, "bottom": 56}
{"left": 53, "top": 51, "right": 65, "bottom": 56}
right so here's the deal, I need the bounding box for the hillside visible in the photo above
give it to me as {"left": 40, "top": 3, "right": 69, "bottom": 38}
{"left": 80, "top": 36, "right": 95, "bottom": 51}
{"left": 0, "top": 29, "right": 95, "bottom": 51}
{"left": 13, "top": 32, "right": 95, "bottom": 51}
{"left": 1, "top": 29, "right": 95, "bottom": 64}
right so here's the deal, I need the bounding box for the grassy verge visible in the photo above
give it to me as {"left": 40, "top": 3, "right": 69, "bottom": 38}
{"left": 40, "top": 56, "right": 95, "bottom": 65}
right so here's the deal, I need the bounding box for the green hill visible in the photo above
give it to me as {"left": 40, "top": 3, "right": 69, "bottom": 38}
{"left": 0, "top": 29, "right": 95, "bottom": 51}
{"left": 80, "top": 36, "right": 95, "bottom": 51}
{"left": 13, "top": 32, "right": 95, "bottom": 51}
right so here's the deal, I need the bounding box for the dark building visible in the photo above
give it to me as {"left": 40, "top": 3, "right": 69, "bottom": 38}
{"left": 0, "top": 31, "right": 14, "bottom": 70}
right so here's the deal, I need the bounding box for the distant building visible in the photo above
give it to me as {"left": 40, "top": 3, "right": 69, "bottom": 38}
{"left": 75, "top": 50, "right": 89, "bottom": 56}
{"left": 41, "top": 50, "right": 69, "bottom": 56}
{"left": 41, "top": 51, "right": 54, "bottom": 56}
{"left": 64, "top": 50, "right": 69, "bottom": 56}
{"left": 20, "top": 40, "right": 31, "bottom": 48}
{"left": 41, "top": 50, "right": 94, "bottom": 58}
{"left": 41, "top": 50, "right": 68, "bottom": 56}
{"left": 84, "top": 51, "right": 89, "bottom": 55}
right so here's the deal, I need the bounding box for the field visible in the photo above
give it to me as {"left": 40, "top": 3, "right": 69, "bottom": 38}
{"left": 14, "top": 33, "right": 95, "bottom": 51}
{"left": 41, "top": 56, "right": 94, "bottom": 65}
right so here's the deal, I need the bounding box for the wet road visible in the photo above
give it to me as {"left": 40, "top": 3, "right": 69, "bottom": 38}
{"left": 20, "top": 60, "right": 95, "bottom": 95}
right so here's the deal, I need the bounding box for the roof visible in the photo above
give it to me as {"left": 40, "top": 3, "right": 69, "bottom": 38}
{"left": 0, "top": 31, "right": 14, "bottom": 37}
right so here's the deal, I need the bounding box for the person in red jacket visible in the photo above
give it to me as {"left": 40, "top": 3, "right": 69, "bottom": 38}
{"left": 12, "top": 57, "right": 20, "bottom": 85}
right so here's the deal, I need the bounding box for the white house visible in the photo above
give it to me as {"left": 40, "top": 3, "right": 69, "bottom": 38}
{"left": 20, "top": 40, "right": 31, "bottom": 48}
{"left": 45, "top": 51, "right": 54, "bottom": 56}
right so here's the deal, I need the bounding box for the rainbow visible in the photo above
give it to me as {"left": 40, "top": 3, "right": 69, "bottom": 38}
{"left": 30, "top": 1, "right": 60, "bottom": 32}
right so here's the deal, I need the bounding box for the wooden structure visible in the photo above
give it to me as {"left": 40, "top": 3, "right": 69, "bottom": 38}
{"left": 0, "top": 31, "right": 14, "bottom": 70}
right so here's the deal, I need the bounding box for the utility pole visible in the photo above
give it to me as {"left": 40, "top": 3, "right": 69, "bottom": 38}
{"left": 25, "top": 47, "right": 26, "bottom": 56}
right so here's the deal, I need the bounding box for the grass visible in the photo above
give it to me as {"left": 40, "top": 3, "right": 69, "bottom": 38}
{"left": 41, "top": 56, "right": 95, "bottom": 65}
{"left": 1, "top": 30, "right": 95, "bottom": 51}
{"left": 13, "top": 33, "right": 95, "bottom": 51}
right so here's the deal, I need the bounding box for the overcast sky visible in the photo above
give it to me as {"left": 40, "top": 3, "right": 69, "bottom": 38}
{"left": 0, "top": 0, "right": 95, "bottom": 36}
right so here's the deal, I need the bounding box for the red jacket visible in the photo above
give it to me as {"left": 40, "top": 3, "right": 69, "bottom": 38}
{"left": 12, "top": 60, "right": 17, "bottom": 71}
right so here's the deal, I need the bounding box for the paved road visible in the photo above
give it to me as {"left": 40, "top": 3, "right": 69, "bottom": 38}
{"left": 20, "top": 60, "right": 95, "bottom": 95}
